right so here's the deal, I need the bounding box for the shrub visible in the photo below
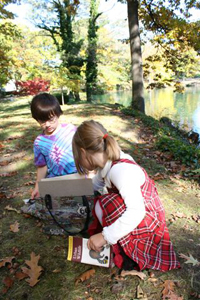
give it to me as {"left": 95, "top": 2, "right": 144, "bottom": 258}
{"left": 15, "top": 78, "right": 50, "bottom": 96}
{"left": 52, "top": 92, "right": 69, "bottom": 105}
{"left": 156, "top": 136, "right": 200, "bottom": 166}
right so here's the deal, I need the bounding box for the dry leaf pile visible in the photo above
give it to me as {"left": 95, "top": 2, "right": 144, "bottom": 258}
{"left": 0, "top": 252, "right": 43, "bottom": 294}
{"left": 162, "top": 280, "right": 183, "bottom": 300}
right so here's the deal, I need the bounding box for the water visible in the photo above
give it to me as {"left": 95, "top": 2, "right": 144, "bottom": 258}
{"left": 92, "top": 86, "right": 200, "bottom": 135}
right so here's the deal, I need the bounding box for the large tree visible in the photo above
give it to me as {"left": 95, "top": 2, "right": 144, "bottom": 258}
{"left": 127, "top": 0, "right": 144, "bottom": 112}
{"left": 29, "top": 0, "right": 84, "bottom": 100}
{"left": 126, "top": 0, "right": 200, "bottom": 112}
{"left": 85, "top": 0, "right": 102, "bottom": 102}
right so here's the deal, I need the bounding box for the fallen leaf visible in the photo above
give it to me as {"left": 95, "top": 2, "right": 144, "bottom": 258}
{"left": 13, "top": 263, "right": 19, "bottom": 269}
{"left": 0, "top": 171, "right": 17, "bottom": 177}
{"left": 148, "top": 277, "right": 158, "bottom": 283}
{"left": 191, "top": 215, "right": 200, "bottom": 224}
{"left": 111, "top": 281, "right": 124, "bottom": 294}
{"left": 137, "top": 285, "right": 148, "bottom": 299}
{"left": 21, "top": 252, "right": 43, "bottom": 287}
{"left": 2, "top": 276, "right": 14, "bottom": 294}
{"left": 12, "top": 247, "right": 21, "bottom": 256}
{"left": 0, "top": 192, "right": 6, "bottom": 199}
{"left": 24, "top": 181, "right": 35, "bottom": 186}
{"left": 173, "top": 212, "right": 186, "bottom": 219}
{"left": 15, "top": 272, "right": 29, "bottom": 280}
{"left": 162, "top": 280, "right": 175, "bottom": 298}
{"left": 0, "top": 257, "right": 14, "bottom": 268}
{"left": 5, "top": 205, "right": 20, "bottom": 214}
{"left": 0, "top": 161, "right": 10, "bottom": 166}
{"left": 10, "top": 221, "right": 20, "bottom": 233}
{"left": 162, "top": 280, "right": 183, "bottom": 300}
{"left": 179, "top": 253, "right": 200, "bottom": 266}
{"left": 75, "top": 269, "right": 95, "bottom": 285}
{"left": 52, "top": 269, "right": 61, "bottom": 273}
{"left": 23, "top": 214, "right": 32, "bottom": 218}
{"left": 6, "top": 136, "right": 19, "bottom": 141}
{"left": 152, "top": 173, "right": 165, "bottom": 180}
{"left": 120, "top": 269, "right": 146, "bottom": 280}
{"left": 149, "top": 271, "right": 155, "bottom": 278}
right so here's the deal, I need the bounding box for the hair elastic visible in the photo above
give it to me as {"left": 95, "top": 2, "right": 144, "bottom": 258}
{"left": 103, "top": 133, "right": 108, "bottom": 139}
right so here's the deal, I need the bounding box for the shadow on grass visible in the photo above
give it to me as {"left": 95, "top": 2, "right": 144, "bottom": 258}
{"left": 0, "top": 98, "right": 199, "bottom": 299}
{"left": 0, "top": 103, "right": 30, "bottom": 114}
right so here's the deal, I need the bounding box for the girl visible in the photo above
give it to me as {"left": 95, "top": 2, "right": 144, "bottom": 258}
{"left": 72, "top": 120, "right": 180, "bottom": 271}
{"left": 30, "top": 93, "right": 77, "bottom": 199}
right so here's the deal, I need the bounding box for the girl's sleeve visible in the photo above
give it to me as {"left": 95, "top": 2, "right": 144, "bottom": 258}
{"left": 33, "top": 143, "right": 46, "bottom": 167}
{"left": 103, "top": 163, "right": 146, "bottom": 245}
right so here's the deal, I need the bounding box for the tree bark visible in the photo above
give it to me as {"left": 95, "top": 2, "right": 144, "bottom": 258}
{"left": 61, "top": 88, "right": 64, "bottom": 105}
{"left": 127, "top": 0, "right": 145, "bottom": 113}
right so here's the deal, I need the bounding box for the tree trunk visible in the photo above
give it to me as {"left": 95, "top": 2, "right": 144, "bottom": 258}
{"left": 61, "top": 88, "right": 64, "bottom": 105}
{"left": 127, "top": 0, "right": 145, "bottom": 113}
{"left": 86, "top": 0, "right": 100, "bottom": 103}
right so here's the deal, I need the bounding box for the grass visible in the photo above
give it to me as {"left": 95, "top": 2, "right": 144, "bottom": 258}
{"left": 0, "top": 96, "right": 200, "bottom": 300}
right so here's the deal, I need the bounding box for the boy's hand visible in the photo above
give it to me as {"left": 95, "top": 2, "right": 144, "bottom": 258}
{"left": 87, "top": 233, "right": 107, "bottom": 252}
{"left": 31, "top": 183, "right": 40, "bottom": 199}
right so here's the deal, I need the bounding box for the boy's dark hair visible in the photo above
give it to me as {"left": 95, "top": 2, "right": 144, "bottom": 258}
{"left": 30, "top": 93, "right": 63, "bottom": 122}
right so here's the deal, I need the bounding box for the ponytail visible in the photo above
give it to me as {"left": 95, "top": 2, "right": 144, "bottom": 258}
{"left": 103, "top": 134, "right": 120, "bottom": 161}
{"left": 72, "top": 120, "right": 120, "bottom": 174}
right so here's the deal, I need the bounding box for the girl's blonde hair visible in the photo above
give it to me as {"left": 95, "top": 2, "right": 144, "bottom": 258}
{"left": 72, "top": 120, "right": 120, "bottom": 174}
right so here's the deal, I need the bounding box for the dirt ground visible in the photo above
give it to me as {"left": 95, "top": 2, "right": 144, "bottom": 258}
{"left": 0, "top": 97, "right": 199, "bottom": 300}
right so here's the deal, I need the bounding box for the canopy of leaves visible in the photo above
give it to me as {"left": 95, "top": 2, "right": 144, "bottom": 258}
{"left": 0, "top": 21, "right": 22, "bottom": 86}
{"left": 0, "top": 0, "right": 19, "bottom": 19}
{"left": 138, "top": 0, "right": 200, "bottom": 88}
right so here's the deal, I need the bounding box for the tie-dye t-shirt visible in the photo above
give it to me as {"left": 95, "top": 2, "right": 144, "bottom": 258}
{"left": 33, "top": 123, "right": 77, "bottom": 177}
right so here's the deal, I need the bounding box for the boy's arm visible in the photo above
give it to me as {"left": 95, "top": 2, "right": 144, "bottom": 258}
{"left": 31, "top": 165, "right": 48, "bottom": 199}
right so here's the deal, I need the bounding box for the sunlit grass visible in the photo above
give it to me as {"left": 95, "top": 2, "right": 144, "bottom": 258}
{"left": 0, "top": 96, "right": 199, "bottom": 299}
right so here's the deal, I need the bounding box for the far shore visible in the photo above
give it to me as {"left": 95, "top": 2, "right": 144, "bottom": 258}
{"left": 180, "top": 78, "right": 200, "bottom": 86}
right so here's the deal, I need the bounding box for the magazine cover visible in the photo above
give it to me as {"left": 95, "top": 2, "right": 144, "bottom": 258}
{"left": 67, "top": 236, "right": 113, "bottom": 268}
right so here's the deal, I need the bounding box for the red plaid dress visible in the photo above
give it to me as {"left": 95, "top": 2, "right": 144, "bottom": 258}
{"left": 88, "top": 159, "right": 180, "bottom": 271}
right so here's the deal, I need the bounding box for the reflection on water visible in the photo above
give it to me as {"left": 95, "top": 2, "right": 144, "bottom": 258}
{"left": 92, "top": 86, "right": 200, "bottom": 135}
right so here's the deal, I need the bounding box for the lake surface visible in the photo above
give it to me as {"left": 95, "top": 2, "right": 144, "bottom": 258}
{"left": 92, "top": 86, "right": 200, "bottom": 136}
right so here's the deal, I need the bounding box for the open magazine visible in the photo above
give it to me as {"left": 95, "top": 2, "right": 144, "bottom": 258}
{"left": 67, "top": 236, "right": 113, "bottom": 268}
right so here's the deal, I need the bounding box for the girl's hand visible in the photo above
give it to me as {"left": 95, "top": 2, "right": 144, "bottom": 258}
{"left": 87, "top": 233, "right": 107, "bottom": 252}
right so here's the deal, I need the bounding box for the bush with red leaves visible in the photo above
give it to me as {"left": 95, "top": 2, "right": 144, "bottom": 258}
{"left": 15, "top": 78, "right": 50, "bottom": 96}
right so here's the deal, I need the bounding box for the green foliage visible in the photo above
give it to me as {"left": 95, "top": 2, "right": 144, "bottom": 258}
{"left": 29, "top": 0, "right": 84, "bottom": 97}
{"left": 11, "top": 27, "right": 58, "bottom": 83}
{"left": 122, "top": 106, "right": 160, "bottom": 132}
{"left": 96, "top": 26, "right": 131, "bottom": 92}
{"left": 192, "top": 168, "right": 200, "bottom": 174}
{"left": 156, "top": 136, "right": 200, "bottom": 166}
{"left": 121, "top": 106, "right": 200, "bottom": 168}
{"left": 139, "top": 0, "right": 200, "bottom": 90}
{"left": 0, "top": 0, "right": 19, "bottom": 19}
{"left": 0, "top": 21, "right": 22, "bottom": 86}
{"left": 85, "top": 0, "right": 100, "bottom": 101}
{"left": 52, "top": 91, "right": 69, "bottom": 105}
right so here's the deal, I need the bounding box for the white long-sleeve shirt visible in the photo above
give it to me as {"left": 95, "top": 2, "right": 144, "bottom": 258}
{"left": 92, "top": 151, "right": 146, "bottom": 245}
